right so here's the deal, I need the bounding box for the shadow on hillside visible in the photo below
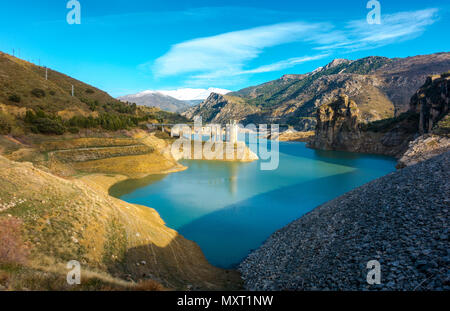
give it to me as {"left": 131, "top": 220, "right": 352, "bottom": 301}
{"left": 109, "top": 174, "right": 168, "bottom": 197}
{"left": 106, "top": 234, "right": 243, "bottom": 291}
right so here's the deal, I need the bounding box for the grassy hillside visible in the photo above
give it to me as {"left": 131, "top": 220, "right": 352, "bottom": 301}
{"left": 0, "top": 52, "right": 189, "bottom": 136}
{"left": 0, "top": 153, "right": 240, "bottom": 290}
{"left": 0, "top": 52, "right": 119, "bottom": 114}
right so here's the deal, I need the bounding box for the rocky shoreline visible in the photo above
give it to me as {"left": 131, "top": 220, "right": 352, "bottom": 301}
{"left": 239, "top": 151, "right": 449, "bottom": 291}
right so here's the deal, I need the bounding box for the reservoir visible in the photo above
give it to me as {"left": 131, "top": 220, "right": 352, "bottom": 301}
{"left": 110, "top": 141, "right": 396, "bottom": 268}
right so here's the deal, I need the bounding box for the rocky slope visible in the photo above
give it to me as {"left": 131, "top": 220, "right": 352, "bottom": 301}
{"left": 184, "top": 53, "right": 450, "bottom": 129}
{"left": 240, "top": 151, "right": 450, "bottom": 291}
{"left": 183, "top": 93, "right": 260, "bottom": 124}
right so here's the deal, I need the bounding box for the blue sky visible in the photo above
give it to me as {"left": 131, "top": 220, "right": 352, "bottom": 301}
{"left": 0, "top": 0, "right": 448, "bottom": 97}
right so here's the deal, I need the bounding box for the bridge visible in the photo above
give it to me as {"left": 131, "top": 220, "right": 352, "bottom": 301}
{"left": 146, "top": 121, "right": 240, "bottom": 143}
{"left": 146, "top": 121, "right": 287, "bottom": 143}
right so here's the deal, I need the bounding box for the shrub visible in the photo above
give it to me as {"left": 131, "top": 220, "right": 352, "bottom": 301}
{"left": 88, "top": 100, "right": 99, "bottom": 111}
{"left": 0, "top": 217, "right": 30, "bottom": 265}
{"left": 31, "top": 88, "right": 46, "bottom": 98}
{"left": 85, "top": 88, "right": 95, "bottom": 94}
{"left": 33, "top": 118, "right": 65, "bottom": 135}
{"left": 8, "top": 94, "right": 21, "bottom": 103}
{"left": 68, "top": 127, "right": 80, "bottom": 134}
{"left": 24, "top": 110, "right": 66, "bottom": 135}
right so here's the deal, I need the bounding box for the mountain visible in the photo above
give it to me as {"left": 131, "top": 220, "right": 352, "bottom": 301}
{"left": 183, "top": 93, "right": 260, "bottom": 124}
{"left": 155, "top": 88, "right": 231, "bottom": 101}
{"left": 184, "top": 53, "right": 450, "bottom": 130}
{"left": 118, "top": 92, "right": 190, "bottom": 113}
{"left": 119, "top": 88, "right": 231, "bottom": 113}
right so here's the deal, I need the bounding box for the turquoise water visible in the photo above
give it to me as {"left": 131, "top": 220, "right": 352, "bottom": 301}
{"left": 110, "top": 141, "right": 396, "bottom": 268}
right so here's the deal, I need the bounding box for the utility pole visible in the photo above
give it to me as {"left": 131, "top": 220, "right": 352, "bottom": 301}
{"left": 45, "top": 67, "right": 48, "bottom": 80}
{"left": 12, "top": 48, "right": 14, "bottom": 57}
{"left": 72, "top": 85, "right": 74, "bottom": 97}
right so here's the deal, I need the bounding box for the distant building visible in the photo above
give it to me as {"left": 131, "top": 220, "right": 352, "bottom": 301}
{"left": 227, "top": 120, "right": 238, "bottom": 144}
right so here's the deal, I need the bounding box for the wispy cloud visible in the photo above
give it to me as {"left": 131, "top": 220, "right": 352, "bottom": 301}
{"left": 317, "top": 8, "right": 439, "bottom": 51}
{"left": 149, "top": 8, "right": 439, "bottom": 86}
{"left": 153, "top": 22, "right": 331, "bottom": 77}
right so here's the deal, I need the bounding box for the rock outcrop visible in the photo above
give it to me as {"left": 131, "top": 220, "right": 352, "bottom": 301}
{"left": 240, "top": 151, "right": 450, "bottom": 291}
{"left": 307, "top": 94, "right": 417, "bottom": 156}
{"left": 308, "top": 94, "right": 361, "bottom": 151}
{"left": 410, "top": 74, "right": 449, "bottom": 134}
{"left": 309, "top": 73, "right": 450, "bottom": 159}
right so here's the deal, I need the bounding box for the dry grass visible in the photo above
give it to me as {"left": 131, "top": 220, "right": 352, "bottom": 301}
{"left": 0, "top": 217, "right": 30, "bottom": 265}
{"left": 0, "top": 130, "right": 243, "bottom": 291}
{"left": 0, "top": 155, "right": 242, "bottom": 290}
{"left": 132, "top": 279, "right": 166, "bottom": 291}
{"left": 0, "top": 263, "right": 165, "bottom": 291}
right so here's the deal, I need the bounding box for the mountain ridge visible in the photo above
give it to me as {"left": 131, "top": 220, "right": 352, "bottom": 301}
{"left": 119, "top": 88, "right": 231, "bottom": 113}
{"left": 184, "top": 52, "right": 450, "bottom": 130}
{"left": 118, "top": 92, "right": 190, "bottom": 113}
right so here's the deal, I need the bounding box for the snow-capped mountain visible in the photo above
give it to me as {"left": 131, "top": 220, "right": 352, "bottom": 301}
{"left": 124, "top": 88, "right": 231, "bottom": 101}
{"left": 118, "top": 88, "right": 231, "bottom": 113}
{"left": 118, "top": 92, "right": 190, "bottom": 113}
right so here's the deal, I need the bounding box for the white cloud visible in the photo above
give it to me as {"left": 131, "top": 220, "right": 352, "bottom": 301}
{"left": 153, "top": 21, "right": 330, "bottom": 77}
{"left": 317, "top": 8, "right": 439, "bottom": 51}
{"left": 149, "top": 8, "right": 439, "bottom": 86}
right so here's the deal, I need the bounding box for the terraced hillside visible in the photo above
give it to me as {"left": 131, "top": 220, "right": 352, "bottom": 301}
{"left": 0, "top": 129, "right": 242, "bottom": 290}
